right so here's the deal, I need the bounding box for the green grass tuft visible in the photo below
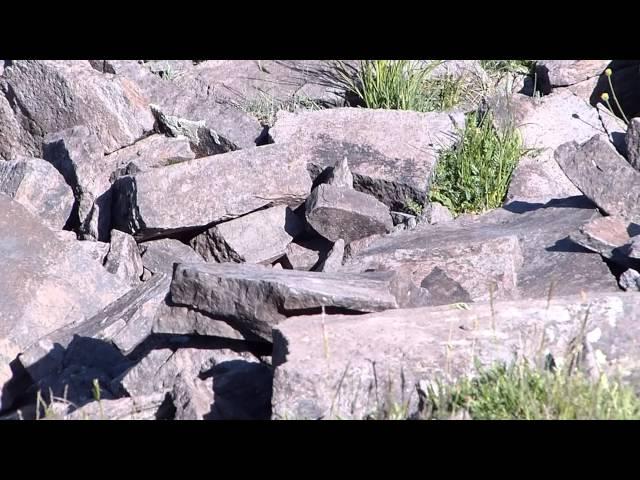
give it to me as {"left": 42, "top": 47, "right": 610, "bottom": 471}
{"left": 429, "top": 111, "right": 524, "bottom": 216}
{"left": 241, "top": 93, "right": 324, "bottom": 126}
{"left": 480, "top": 60, "right": 535, "bottom": 76}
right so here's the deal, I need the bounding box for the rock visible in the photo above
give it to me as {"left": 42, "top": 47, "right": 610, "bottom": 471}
{"left": 150, "top": 105, "right": 237, "bottom": 157}
{"left": 153, "top": 302, "right": 246, "bottom": 340}
{"left": 75, "top": 239, "right": 111, "bottom": 264}
{"left": 190, "top": 205, "right": 304, "bottom": 264}
{"left": 1, "top": 60, "right": 153, "bottom": 157}
{"left": 283, "top": 238, "right": 333, "bottom": 271}
{"left": 63, "top": 393, "right": 168, "bottom": 420}
{"left": 0, "top": 338, "right": 23, "bottom": 413}
{"left": 569, "top": 216, "right": 640, "bottom": 267}
{"left": 325, "top": 157, "right": 354, "bottom": 189}
{"left": 271, "top": 291, "right": 640, "bottom": 419}
{"left": 114, "top": 346, "right": 258, "bottom": 398}
{"left": 536, "top": 60, "right": 609, "bottom": 91}
{"left": 556, "top": 135, "right": 640, "bottom": 223}
{"left": 619, "top": 269, "right": 640, "bottom": 291}
{"left": 270, "top": 108, "right": 461, "bottom": 210}
{"left": 627, "top": 237, "right": 640, "bottom": 260}
{"left": 0, "top": 194, "right": 130, "bottom": 352}
{"left": 0, "top": 157, "right": 74, "bottom": 230}
{"left": 104, "top": 230, "right": 144, "bottom": 286}
{"left": 170, "top": 263, "right": 430, "bottom": 342}
{"left": 107, "top": 133, "right": 195, "bottom": 179}
{"left": 171, "top": 373, "right": 214, "bottom": 420}
{"left": 317, "top": 239, "right": 345, "bottom": 273}
{"left": 0, "top": 92, "right": 31, "bottom": 160}
{"left": 626, "top": 117, "right": 640, "bottom": 171}
{"left": 139, "top": 238, "right": 205, "bottom": 277}
{"left": 112, "top": 143, "right": 312, "bottom": 240}
{"left": 490, "top": 90, "right": 625, "bottom": 204}
{"left": 420, "top": 202, "right": 454, "bottom": 225}
{"left": 19, "top": 273, "right": 170, "bottom": 382}
{"left": 43, "top": 126, "right": 114, "bottom": 241}
{"left": 344, "top": 197, "right": 618, "bottom": 302}
{"left": 305, "top": 184, "right": 393, "bottom": 244}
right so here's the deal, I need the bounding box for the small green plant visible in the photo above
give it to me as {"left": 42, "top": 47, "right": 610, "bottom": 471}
{"left": 241, "top": 93, "right": 323, "bottom": 126}
{"left": 429, "top": 111, "right": 524, "bottom": 215}
{"left": 421, "top": 362, "right": 640, "bottom": 420}
{"left": 404, "top": 198, "right": 424, "bottom": 216}
{"left": 480, "top": 60, "right": 535, "bottom": 76}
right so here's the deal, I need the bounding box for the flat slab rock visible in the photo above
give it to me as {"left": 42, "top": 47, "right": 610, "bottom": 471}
{"left": 270, "top": 108, "right": 462, "bottom": 210}
{"left": 535, "top": 60, "right": 609, "bottom": 90}
{"left": 112, "top": 143, "right": 312, "bottom": 239}
{"left": 343, "top": 197, "right": 618, "bottom": 303}
{"left": 139, "top": 237, "right": 205, "bottom": 277}
{"left": 569, "top": 215, "right": 640, "bottom": 268}
{"left": 272, "top": 291, "right": 640, "bottom": 419}
{"left": 0, "top": 193, "right": 130, "bottom": 351}
{"left": 190, "top": 205, "right": 304, "bottom": 264}
{"left": 169, "top": 262, "right": 430, "bottom": 342}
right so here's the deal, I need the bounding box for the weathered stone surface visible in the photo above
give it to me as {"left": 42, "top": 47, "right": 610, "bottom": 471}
{"left": 0, "top": 157, "right": 74, "bottom": 230}
{"left": 63, "top": 393, "right": 167, "bottom": 420}
{"left": 107, "top": 133, "right": 195, "bottom": 179}
{"left": 43, "top": 126, "right": 114, "bottom": 241}
{"left": 104, "top": 230, "right": 144, "bottom": 286}
{"left": 0, "top": 338, "right": 22, "bottom": 413}
{"left": 420, "top": 202, "right": 454, "bottom": 225}
{"left": 626, "top": 117, "right": 640, "bottom": 171}
{"left": 150, "top": 105, "right": 237, "bottom": 158}
{"left": 490, "top": 90, "right": 625, "bottom": 204}
{"left": 325, "top": 157, "right": 353, "bottom": 189}
{"left": 569, "top": 215, "right": 640, "bottom": 267}
{"left": 1, "top": 60, "right": 154, "bottom": 157}
{"left": 153, "top": 302, "right": 246, "bottom": 340}
{"left": 283, "top": 238, "right": 333, "bottom": 271}
{"left": 139, "top": 238, "right": 205, "bottom": 277}
{"left": 0, "top": 92, "right": 31, "bottom": 161}
{"left": 270, "top": 108, "right": 461, "bottom": 210}
{"left": 536, "top": 60, "right": 609, "bottom": 90}
{"left": 190, "top": 205, "right": 304, "bottom": 264}
{"left": 272, "top": 291, "right": 640, "bottom": 419}
{"left": 19, "top": 273, "right": 170, "bottom": 382}
{"left": 305, "top": 184, "right": 393, "bottom": 244}
{"left": 556, "top": 135, "right": 640, "bottom": 223}
{"left": 170, "top": 263, "right": 429, "bottom": 342}
{"left": 619, "top": 269, "right": 640, "bottom": 291}
{"left": 317, "top": 239, "right": 345, "bottom": 273}
{"left": 171, "top": 373, "right": 214, "bottom": 420}
{"left": 0, "top": 194, "right": 130, "bottom": 351}
{"left": 344, "top": 197, "right": 618, "bottom": 302}
{"left": 114, "top": 346, "right": 258, "bottom": 398}
{"left": 112, "top": 143, "right": 312, "bottom": 239}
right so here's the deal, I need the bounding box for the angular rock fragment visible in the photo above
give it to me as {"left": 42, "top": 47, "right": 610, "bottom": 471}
{"left": 317, "top": 239, "right": 345, "bottom": 273}
{"left": 139, "top": 238, "right": 205, "bottom": 277}
{"left": 104, "top": 230, "right": 144, "bottom": 286}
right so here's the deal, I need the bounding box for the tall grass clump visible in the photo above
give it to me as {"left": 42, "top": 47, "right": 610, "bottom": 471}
{"left": 428, "top": 111, "right": 524, "bottom": 215}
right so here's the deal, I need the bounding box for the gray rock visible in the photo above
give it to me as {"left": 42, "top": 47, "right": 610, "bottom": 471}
{"left": 19, "top": 273, "right": 170, "bottom": 382}
{"left": 0, "top": 91, "right": 31, "bottom": 161}
{"left": 107, "top": 133, "right": 195, "bottom": 179}
{"left": 0, "top": 157, "right": 74, "bottom": 230}
{"left": 63, "top": 393, "right": 167, "bottom": 420}
{"left": 270, "top": 108, "right": 461, "bottom": 210}
{"left": 190, "top": 205, "right": 304, "bottom": 264}
{"left": 344, "top": 198, "right": 618, "bottom": 302}
{"left": 556, "top": 135, "right": 640, "bottom": 223}
{"left": 0, "top": 338, "right": 22, "bottom": 412}
{"left": 627, "top": 237, "right": 640, "bottom": 260}
{"left": 112, "top": 143, "right": 312, "bottom": 240}
{"left": 139, "top": 238, "right": 205, "bottom": 277}
{"left": 283, "top": 238, "right": 333, "bottom": 271}
{"left": 150, "top": 105, "right": 237, "bottom": 158}
{"left": 619, "top": 269, "right": 640, "bottom": 291}
{"left": 272, "top": 291, "right": 640, "bottom": 419}
{"left": 325, "top": 157, "right": 354, "bottom": 189}
{"left": 43, "top": 126, "right": 114, "bottom": 241}
{"left": 170, "top": 262, "right": 429, "bottom": 342}
{"left": 104, "top": 230, "right": 144, "bottom": 286}
{"left": 626, "top": 117, "right": 640, "bottom": 171}
{"left": 305, "top": 184, "right": 393, "bottom": 244}
{"left": 569, "top": 215, "right": 640, "bottom": 267}
{"left": 0, "top": 194, "right": 130, "bottom": 352}
{"left": 1, "top": 60, "right": 154, "bottom": 157}
{"left": 153, "top": 302, "right": 246, "bottom": 340}
{"left": 317, "top": 239, "right": 345, "bottom": 273}
{"left": 490, "top": 90, "right": 625, "bottom": 204}
{"left": 420, "top": 202, "right": 454, "bottom": 225}
{"left": 171, "top": 373, "right": 214, "bottom": 420}
{"left": 536, "top": 60, "right": 609, "bottom": 90}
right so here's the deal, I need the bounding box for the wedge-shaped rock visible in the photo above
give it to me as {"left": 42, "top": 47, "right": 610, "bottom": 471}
{"left": 270, "top": 108, "right": 461, "bottom": 210}
{"left": 139, "top": 237, "right": 205, "bottom": 277}
{"left": 272, "top": 291, "right": 640, "bottom": 419}
{"left": 283, "top": 237, "right": 333, "bottom": 271}
{"left": 104, "top": 230, "right": 144, "bottom": 286}
{"left": 305, "top": 184, "right": 393, "bottom": 244}
{"left": 556, "top": 135, "right": 640, "bottom": 223}
{"left": 569, "top": 215, "right": 640, "bottom": 268}
{"left": 190, "top": 205, "right": 304, "bottom": 264}
{"left": 112, "top": 143, "right": 312, "bottom": 239}
{"left": 0, "top": 157, "right": 74, "bottom": 230}
{"left": 0, "top": 194, "right": 130, "bottom": 351}
{"left": 170, "top": 263, "right": 429, "bottom": 342}
{"left": 1, "top": 60, "right": 153, "bottom": 157}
